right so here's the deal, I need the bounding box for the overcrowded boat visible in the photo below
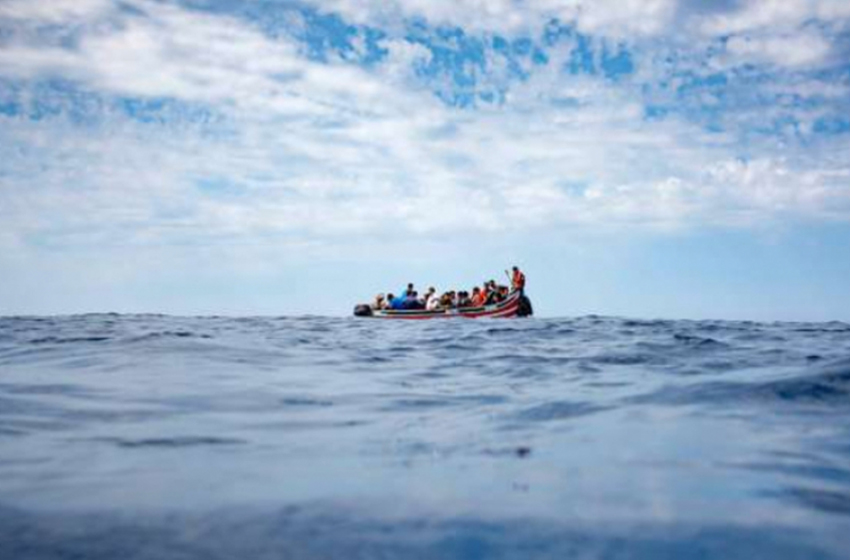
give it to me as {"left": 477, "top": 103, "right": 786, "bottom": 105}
{"left": 353, "top": 267, "right": 533, "bottom": 319}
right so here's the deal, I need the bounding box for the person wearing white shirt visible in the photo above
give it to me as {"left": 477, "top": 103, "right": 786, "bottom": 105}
{"left": 425, "top": 287, "right": 442, "bottom": 310}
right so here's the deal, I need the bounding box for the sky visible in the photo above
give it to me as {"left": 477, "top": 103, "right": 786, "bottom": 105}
{"left": 1, "top": 0, "right": 849, "bottom": 320}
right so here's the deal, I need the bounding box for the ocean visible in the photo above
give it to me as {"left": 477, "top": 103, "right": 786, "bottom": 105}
{"left": 1, "top": 314, "right": 849, "bottom": 559}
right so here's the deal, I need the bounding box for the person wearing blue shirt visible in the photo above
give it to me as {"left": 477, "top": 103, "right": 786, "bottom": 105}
{"left": 403, "top": 291, "right": 425, "bottom": 310}
{"left": 387, "top": 293, "right": 406, "bottom": 310}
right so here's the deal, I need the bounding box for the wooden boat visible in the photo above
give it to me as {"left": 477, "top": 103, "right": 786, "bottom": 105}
{"left": 353, "top": 290, "right": 533, "bottom": 319}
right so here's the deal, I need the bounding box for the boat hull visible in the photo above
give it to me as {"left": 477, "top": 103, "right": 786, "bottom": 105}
{"left": 355, "top": 291, "right": 532, "bottom": 319}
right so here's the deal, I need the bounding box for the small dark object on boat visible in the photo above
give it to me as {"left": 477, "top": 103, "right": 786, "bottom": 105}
{"left": 353, "top": 304, "right": 373, "bottom": 317}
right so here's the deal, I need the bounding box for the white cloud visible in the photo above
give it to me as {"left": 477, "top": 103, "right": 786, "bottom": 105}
{"left": 550, "top": 0, "right": 677, "bottom": 37}
{"left": 703, "top": 156, "right": 850, "bottom": 222}
{"left": 694, "top": 0, "right": 847, "bottom": 71}
{"left": 0, "top": 0, "right": 410, "bottom": 118}
{"left": 0, "top": 0, "right": 112, "bottom": 23}
{"left": 762, "top": 77, "right": 850, "bottom": 100}
{"left": 307, "top": 0, "right": 850, "bottom": 43}
{"left": 699, "top": 0, "right": 850, "bottom": 36}
{"left": 723, "top": 29, "right": 833, "bottom": 69}
{"left": 303, "top": 0, "right": 679, "bottom": 37}
{"left": 1, "top": 0, "right": 849, "bottom": 259}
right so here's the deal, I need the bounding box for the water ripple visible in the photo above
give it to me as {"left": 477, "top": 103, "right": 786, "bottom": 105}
{"left": 0, "top": 314, "right": 849, "bottom": 559}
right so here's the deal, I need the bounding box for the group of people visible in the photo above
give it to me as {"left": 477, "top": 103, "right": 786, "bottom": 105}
{"left": 372, "top": 267, "right": 526, "bottom": 312}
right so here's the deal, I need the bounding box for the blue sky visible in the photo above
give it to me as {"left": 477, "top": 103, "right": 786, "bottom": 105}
{"left": 1, "top": 0, "right": 850, "bottom": 320}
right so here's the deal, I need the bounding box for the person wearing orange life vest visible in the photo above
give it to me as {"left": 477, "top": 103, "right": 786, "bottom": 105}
{"left": 510, "top": 266, "right": 526, "bottom": 295}
{"left": 471, "top": 286, "right": 487, "bottom": 307}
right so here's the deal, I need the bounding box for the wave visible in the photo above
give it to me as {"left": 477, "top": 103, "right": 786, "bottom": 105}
{"left": 631, "top": 358, "right": 850, "bottom": 408}
{"left": 1, "top": 312, "right": 850, "bottom": 560}
{"left": 99, "top": 436, "right": 247, "bottom": 448}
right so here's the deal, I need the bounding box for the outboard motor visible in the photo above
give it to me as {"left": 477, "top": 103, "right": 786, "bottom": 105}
{"left": 517, "top": 295, "right": 533, "bottom": 317}
{"left": 353, "top": 304, "right": 373, "bottom": 317}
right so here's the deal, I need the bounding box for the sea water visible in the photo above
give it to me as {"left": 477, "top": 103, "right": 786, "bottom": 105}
{"left": 1, "top": 314, "right": 849, "bottom": 559}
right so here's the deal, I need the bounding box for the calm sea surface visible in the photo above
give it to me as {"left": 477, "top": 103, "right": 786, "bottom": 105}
{"left": 1, "top": 314, "right": 850, "bottom": 559}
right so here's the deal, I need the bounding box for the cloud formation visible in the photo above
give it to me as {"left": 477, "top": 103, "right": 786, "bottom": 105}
{"left": 0, "top": 0, "right": 849, "bottom": 258}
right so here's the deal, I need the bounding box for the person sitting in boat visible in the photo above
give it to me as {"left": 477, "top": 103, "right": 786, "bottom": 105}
{"left": 427, "top": 290, "right": 442, "bottom": 311}
{"left": 439, "top": 292, "right": 453, "bottom": 309}
{"left": 471, "top": 286, "right": 486, "bottom": 307}
{"left": 387, "top": 293, "right": 406, "bottom": 310}
{"left": 372, "top": 294, "right": 386, "bottom": 311}
{"left": 423, "top": 287, "right": 436, "bottom": 307}
{"left": 404, "top": 283, "right": 415, "bottom": 297}
{"left": 490, "top": 280, "right": 510, "bottom": 303}
{"left": 457, "top": 291, "right": 472, "bottom": 308}
{"left": 402, "top": 290, "right": 425, "bottom": 310}
{"left": 485, "top": 280, "right": 500, "bottom": 304}
{"left": 424, "top": 287, "right": 439, "bottom": 310}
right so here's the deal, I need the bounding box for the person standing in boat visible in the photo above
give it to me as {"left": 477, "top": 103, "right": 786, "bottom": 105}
{"left": 511, "top": 266, "right": 526, "bottom": 296}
